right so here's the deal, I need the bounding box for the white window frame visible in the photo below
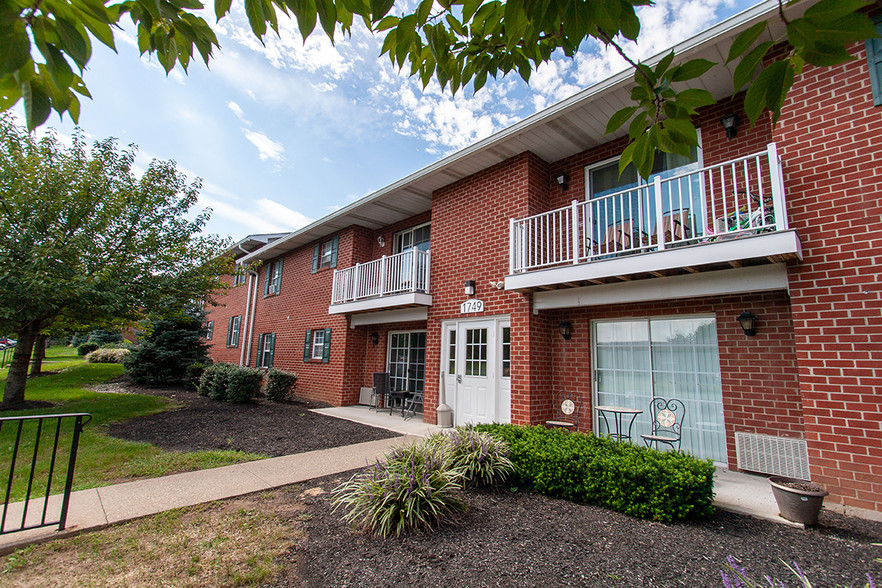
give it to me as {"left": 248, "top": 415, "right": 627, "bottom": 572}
{"left": 205, "top": 320, "right": 214, "bottom": 341}
{"left": 319, "top": 241, "right": 335, "bottom": 269}
{"left": 311, "top": 329, "right": 325, "bottom": 359}
{"left": 393, "top": 221, "right": 431, "bottom": 254}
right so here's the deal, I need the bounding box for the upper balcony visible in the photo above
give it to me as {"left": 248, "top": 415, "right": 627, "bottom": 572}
{"left": 329, "top": 249, "right": 431, "bottom": 314}
{"left": 505, "top": 144, "right": 802, "bottom": 292}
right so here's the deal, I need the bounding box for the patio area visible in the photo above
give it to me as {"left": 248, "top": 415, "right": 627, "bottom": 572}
{"left": 310, "top": 405, "right": 796, "bottom": 527}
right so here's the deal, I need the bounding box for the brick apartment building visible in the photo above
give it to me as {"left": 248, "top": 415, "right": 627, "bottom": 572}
{"left": 206, "top": 0, "right": 882, "bottom": 518}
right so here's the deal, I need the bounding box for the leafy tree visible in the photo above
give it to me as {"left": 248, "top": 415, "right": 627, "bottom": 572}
{"left": 0, "top": 114, "right": 233, "bottom": 407}
{"left": 123, "top": 314, "right": 211, "bottom": 385}
{"left": 0, "top": 0, "right": 875, "bottom": 177}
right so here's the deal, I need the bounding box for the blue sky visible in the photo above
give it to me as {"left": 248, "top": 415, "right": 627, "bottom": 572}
{"left": 13, "top": 0, "right": 759, "bottom": 241}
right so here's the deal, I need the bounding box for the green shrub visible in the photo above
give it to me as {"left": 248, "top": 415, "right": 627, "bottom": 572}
{"left": 332, "top": 442, "right": 466, "bottom": 537}
{"left": 204, "top": 363, "right": 233, "bottom": 401}
{"left": 123, "top": 315, "right": 210, "bottom": 385}
{"left": 226, "top": 366, "right": 263, "bottom": 402}
{"left": 87, "top": 329, "right": 123, "bottom": 345}
{"left": 85, "top": 348, "right": 130, "bottom": 363}
{"left": 77, "top": 342, "right": 99, "bottom": 356}
{"left": 185, "top": 362, "right": 209, "bottom": 391}
{"left": 264, "top": 369, "right": 297, "bottom": 402}
{"left": 474, "top": 424, "right": 715, "bottom": 522}
{"left": 427, "top": 427, "right": 514, "bottom": 488}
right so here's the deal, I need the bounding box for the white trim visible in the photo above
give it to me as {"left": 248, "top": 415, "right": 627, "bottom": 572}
{"left": 349, "top": 307, "right": 429, "bottom": 327}
{"left": 506, "top": 230, "right": 801, "bottom": 291}
{"left": 393, "top": 221, "right": 431, "bottom": 254}
{"left": 329, "top": 292, "right": 432, "bottom": 314}
{"left": 533, "top": 264, "right": 789, "bottom": 311}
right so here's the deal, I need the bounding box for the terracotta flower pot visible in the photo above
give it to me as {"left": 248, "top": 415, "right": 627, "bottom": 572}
{"left": 768, "top": 476, "right": 829, "bottom": 525}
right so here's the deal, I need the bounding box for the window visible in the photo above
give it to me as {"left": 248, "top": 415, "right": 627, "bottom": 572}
{"left": 256, "top": 333, "right": 276, "bottom": 368}
{"left": 264, "top": 259, "right": 283, "bottom": 296}
{"left": 311, "top": 236, "right": 338, "bottom": 273}
{"left": 465, "top": 327, "right": 488, "bottom": 377}
{"left": 866, "top": 18, "right": 882, "bottom": 106}
{"left": 393, "top": 222, "right": 430, "bottom": 254}
{"left": 447, "top": 329, "right": 456, "bottom": 375}
{"left": 303, "top": 328, "right": 331, "bottom": 363}
{"left": 501, "top": 327, "right": 511, "bottom": 378}
{"left": 388, "top": 332, "right": 426, "bottom": 393}
{"left": 205, "top": 321, "right": 214, "bottom": 341}
{"left": 226, "top": 316, "right": 241, "bottom": 347}
{"left": 233, "top": 268, "right": 247, "bottom": 286}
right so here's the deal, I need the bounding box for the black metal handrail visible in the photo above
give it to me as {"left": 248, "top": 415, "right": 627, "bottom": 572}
{"left": 0, "top": 412, "right": 92, "bottom": 535}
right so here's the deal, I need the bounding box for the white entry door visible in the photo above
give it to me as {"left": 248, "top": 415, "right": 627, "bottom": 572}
{"left": 443, "top": 317, "right": 510, "bottom": 426}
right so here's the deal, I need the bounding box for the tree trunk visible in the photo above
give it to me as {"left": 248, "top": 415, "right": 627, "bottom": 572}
{"left": 2, "top": 322, "right": 38, "bottom": 408}
{"left": 30, "top": 333, "right": 48, "bottom": 375}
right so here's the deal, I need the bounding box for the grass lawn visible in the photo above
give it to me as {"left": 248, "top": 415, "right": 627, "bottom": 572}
{"left": 0, "top": 346, "right": 266, "bottom": 502}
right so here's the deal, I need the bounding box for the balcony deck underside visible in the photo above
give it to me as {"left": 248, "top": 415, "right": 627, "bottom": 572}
{"left": 505, "top": 230, "right": 802, "bottom": 293}
{"left": 328, "top": 292, "right": 432, "bottom": 315}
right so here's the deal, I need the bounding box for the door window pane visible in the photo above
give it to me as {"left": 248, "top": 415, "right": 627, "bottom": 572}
{"left": 465, "top": 328, "right": 488, "bottom": 377}
{"left": 501, "top": 327, "right": 511, "bottom": 378}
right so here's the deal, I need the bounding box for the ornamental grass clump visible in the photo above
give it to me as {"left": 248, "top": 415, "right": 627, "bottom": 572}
{"left": 85, "top": 348, "right": 130, "bottom": 363}
{"left": 720, "top": 555, "right": 878, "bottom": 588}
{"left": 332, "top": 442, "right": 466, "bottom": 538}
{"left": 428, "top": 427, "right": 514, "bottom": 488}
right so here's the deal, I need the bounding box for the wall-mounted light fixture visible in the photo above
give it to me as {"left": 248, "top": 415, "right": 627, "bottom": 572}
{"left": 556, "top": 173, "right": 569, "bottom": 191}
{"left": 721, "top": 113, "right": 739, "bottom": 139}
{"left": 464, "top": 280, "right": 476, "bottom": 296}
{"left": 558, "top": 320, "right": 573, "bottom": 340}
{"left": 377, "top": 235, "right": 386, "bottom": 247}
{"left": 370, "top": 331, "right": 380, "bottom": 345}
{"left": 737, "top": 311, "right": 757, "bottom": 336}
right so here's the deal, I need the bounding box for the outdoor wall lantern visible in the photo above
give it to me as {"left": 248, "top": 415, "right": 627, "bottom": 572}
{"left": 558, "top": 321, "right": 573, "bottom": 340}
{"left": 370, "top": 332, "right": 380, "bottom": 345}
{"left": 721, "top": 113, "right": 739, "bottom": 139}
{"left": 556, "top": 173, "right": 569, "bottom": 191}
{"left": 737, "top": 311, "right": 757, "bottom": 336}
{"left": 377, "top": 235, "right": 386, "bottom": 247}
{"left": 464, "top": 280, "right": 476, "bottom": 296}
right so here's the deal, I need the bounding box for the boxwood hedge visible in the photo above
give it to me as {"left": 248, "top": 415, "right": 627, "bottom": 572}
{"left": 474, "top": 424, "right": 714, "bottom": 522}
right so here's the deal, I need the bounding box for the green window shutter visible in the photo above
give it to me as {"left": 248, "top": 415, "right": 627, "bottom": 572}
{"left": 227, "top": 317, "right": 234, "bottom": 346}
{"left": 321, "top": 328, "right": 332, "bottom": 363}
{"left": 867, "top": 20, "right": 882, "bottom": 106}
{"left": 263, "top": 265, "right": 271, "bottom": 296}
{"left": 257, "top": 334, "right": 265, "bottom": 367}
{"left": 330, "top": 236, "right": 339, "bottom": 268}
{"left": 275, "top": 259, "right": 283, "bottom": 294}
{"left": 303, "top": 330, "right": 312, "bottom": 362}
{"left": 268, "top": 334, "right": 275, "bottom": 368}
{"left": 311, "top": 244, "right": 320, "bottom": 273}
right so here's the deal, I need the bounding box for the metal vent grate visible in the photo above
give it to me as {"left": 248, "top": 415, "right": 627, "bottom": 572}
{"left": 735, "top": 432, "right": 811, "bottom": 479}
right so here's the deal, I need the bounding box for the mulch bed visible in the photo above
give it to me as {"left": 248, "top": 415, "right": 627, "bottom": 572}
{"left": 102, "top": 378, "right": 398, "bottom": 456}
{"left": 271, "top": 473, "right": 882, "bottom": 588}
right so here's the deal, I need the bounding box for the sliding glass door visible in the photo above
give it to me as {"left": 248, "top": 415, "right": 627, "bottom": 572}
{"left": 593, "top": 316, "right": 726, "bottom": 463}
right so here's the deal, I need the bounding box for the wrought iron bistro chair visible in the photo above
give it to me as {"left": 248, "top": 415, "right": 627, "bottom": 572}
{"left": 640, "top": 397, "right": 686, "bottom": 451}
{"left": 403, "top": 389, "right": 424, "bottom": 420}
{"left": 545, "top": 391, "right": 583, "bottom": 430}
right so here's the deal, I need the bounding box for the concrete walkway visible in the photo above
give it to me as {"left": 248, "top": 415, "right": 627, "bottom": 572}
{"left": 0, "top": 407, "right": 795, "bottom": 555}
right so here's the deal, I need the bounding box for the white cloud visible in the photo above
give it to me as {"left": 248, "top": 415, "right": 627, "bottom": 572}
{"left": 198, "top": 193, "right": 289, "bottom": 233}
{"left": 228, "top": 101, "right": 247, "bottom": 122}
{"left": 242, "top": 129, "right": 286, "bottom": 161}
{"left": 255, "top": 198, "right": 313, "bottom": 229}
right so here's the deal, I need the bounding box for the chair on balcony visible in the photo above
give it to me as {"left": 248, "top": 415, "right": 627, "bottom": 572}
{"left": 602, "top": 221, "right": 648, "bottom": 256}
{"left": 654, "top": 209, "right": 692, "bottom": 247}
{"left": 545, "top": 391, "right": 582, "bottom": 430}
{"left": 640, "top": 397, "right": 685, "bottom": 451}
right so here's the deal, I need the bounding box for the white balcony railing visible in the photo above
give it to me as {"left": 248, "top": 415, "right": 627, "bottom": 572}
{"left": 510, "top": 143, "right": 788, "bottom": 274}
{"left": 331, "top": 249, "right": 431, "bottom": 305}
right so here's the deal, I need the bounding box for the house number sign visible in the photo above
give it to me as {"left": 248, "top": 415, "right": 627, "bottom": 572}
{"left": 460, "top": 299, "right": 485, "bottom": 314}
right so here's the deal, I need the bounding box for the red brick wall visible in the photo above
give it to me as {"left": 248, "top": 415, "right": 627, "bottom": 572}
{"left": 542, "top": 292, "right": 801, "bottom": 469}
{"left": 205, "top": 274, "right": 251, "bottom": 365}
{"left": 773, "top": 38, "right": 882, "bottom": 512}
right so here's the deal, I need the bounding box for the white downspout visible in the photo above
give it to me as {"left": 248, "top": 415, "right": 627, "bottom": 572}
{"left": 243, "top": 270, "right": 259, "bottom": 367}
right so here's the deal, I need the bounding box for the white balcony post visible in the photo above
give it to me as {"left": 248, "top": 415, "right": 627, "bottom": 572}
{"left": 654, "top": 176, "right": 665, "bottom": 250}
{"left": 380, "top": 255, "right": 387, "bottom": 296}
{"left": 571, "top": 200, "right": 580, "bottom": 264}
{"left": 509, "top": 218, "right": 516, "bottom": 274}
{"left": 331, "top": 269, "right": 339, "bottom": 304}
{"left": 410, "top": 250, "right": 418, "bottom": 293}
{"left": 352, "top": 263, "right": 360, "bottom": 301}
{"left": 425, "top": 251, "right": 431, "bottom": 292}
{"left": 767, "top": 143, "right": 788, "bottom": 230}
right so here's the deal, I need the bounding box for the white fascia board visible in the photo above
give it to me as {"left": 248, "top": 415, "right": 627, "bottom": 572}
{"left": 349, "top": 307, "right": 430, "bottom": 327}
{"left": 532, "top": 264, "right": 789, "bottom": 311}
{"left": 505, "top": 230, "right": 802, "bottom": 291}
{"left": 329, "top": 293, "right": 432, "bottom": 315}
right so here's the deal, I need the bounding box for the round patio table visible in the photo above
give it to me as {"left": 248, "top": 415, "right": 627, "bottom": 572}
{"left": 595, "top": 405, "right": 643, "bottom": 442}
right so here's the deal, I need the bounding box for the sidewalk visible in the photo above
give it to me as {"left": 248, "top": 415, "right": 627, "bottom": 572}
{"left": 0, "top": 410, "right": 796, "bottom": 555}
